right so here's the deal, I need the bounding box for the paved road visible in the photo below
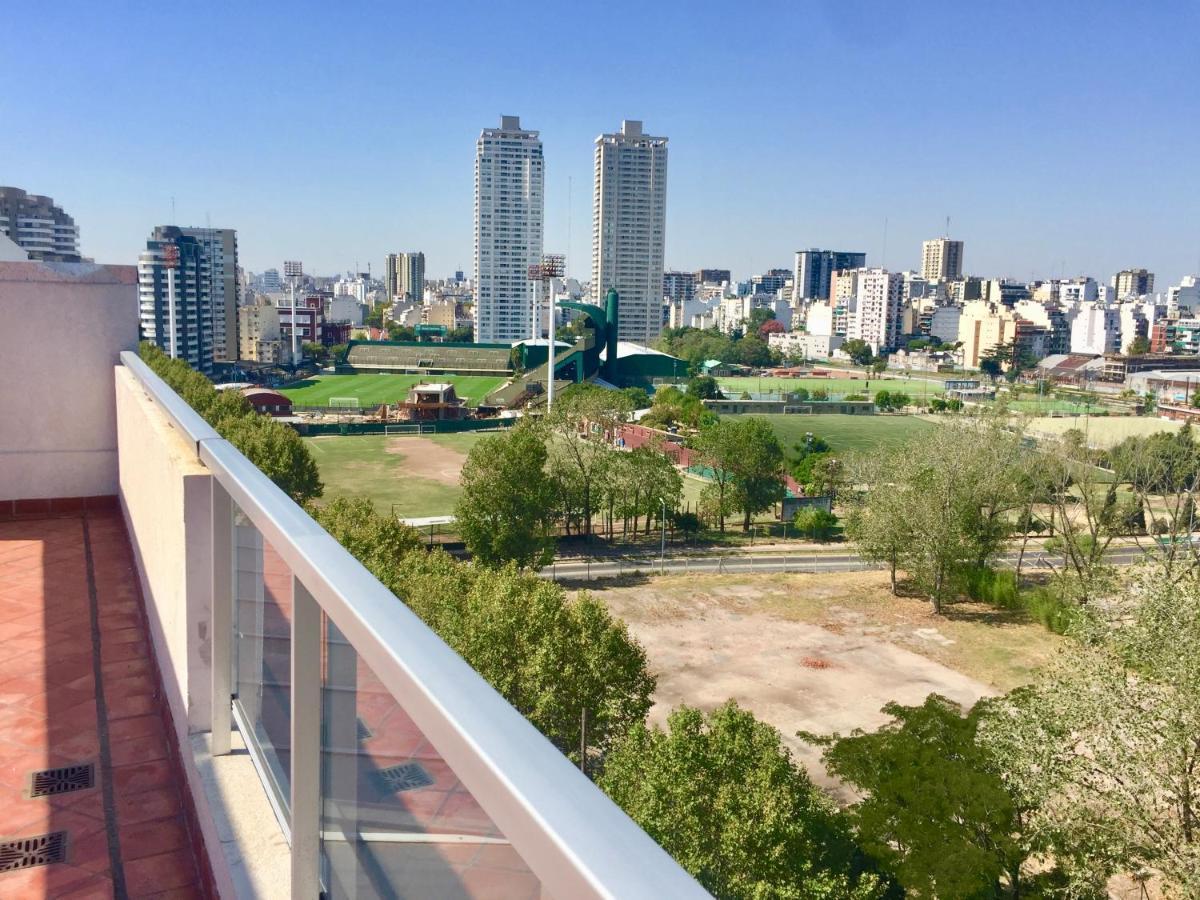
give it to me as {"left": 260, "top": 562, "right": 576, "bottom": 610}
{"left": 542, "top": 544, "right": 1149, "bottom": 580}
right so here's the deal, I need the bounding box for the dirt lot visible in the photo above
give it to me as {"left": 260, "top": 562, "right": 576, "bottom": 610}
{"left": 583, "top": 570, "right": 1062, "bottom": 794}
{"left": 382, "top": 436, "right": 466, "bottom": 486}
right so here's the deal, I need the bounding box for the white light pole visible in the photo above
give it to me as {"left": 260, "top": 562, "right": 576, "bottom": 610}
{"left": 284, "top": 260, "right": 303, "bottom": 366}
{"left": 528, "top": 255, "right": 565, "bottom": 413}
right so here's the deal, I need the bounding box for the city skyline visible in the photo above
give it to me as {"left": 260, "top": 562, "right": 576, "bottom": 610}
{"left": 4, "top": 1, "right": 1198, "bottom": 284}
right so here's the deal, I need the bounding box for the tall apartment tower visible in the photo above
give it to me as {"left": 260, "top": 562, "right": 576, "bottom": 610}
{"left": 474, "top": 115, "right": 543, "bottom": 342}
{"left": 1114, "top": 268, "right": 1154, "bottom": 298}
{"left": 178, "top": 228, "right": 239, "bottom": 362}
{"left": 137, "top": 225, "right": 237, "bottom": 375}
{"left": 0, "top": 186, "right": 81, "bottom": 262}
{"left": 850, "top": 268, "right": 904, "bottom": 354}
{"left": 386, "top": 251, "right": 426, "bottom": 303}
{"left": 793, "top": 249, "right": 867, "bottom": 302}
{"left": 592, "top": 120, "right": 668, "bottom": 344}
{"left": 921, "top": 238, "right": 964, "bottom": 281}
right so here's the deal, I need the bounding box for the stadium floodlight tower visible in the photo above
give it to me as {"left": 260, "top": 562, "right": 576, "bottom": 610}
{"left": 162, "top": 241, "right": 180, "bottom": 359}
{"left": 284, "top": 260, "right": 303, "bottom": 366}
{"left": 528, "top": 253, "right": 565, "bottom": 412}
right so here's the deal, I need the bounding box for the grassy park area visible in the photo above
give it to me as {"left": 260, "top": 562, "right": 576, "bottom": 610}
{"left": 280, "top": 373, "right": 507, "bottom": 407}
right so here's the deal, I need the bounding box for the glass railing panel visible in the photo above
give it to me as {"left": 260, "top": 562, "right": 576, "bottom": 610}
{"left": 232, "top": 500, "right": 294, "bottom": 823}
{"left": 320, "top": 618, "right": 550, "bottom": 899}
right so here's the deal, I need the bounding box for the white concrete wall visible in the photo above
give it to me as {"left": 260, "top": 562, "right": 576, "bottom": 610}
{"left": 115, "top": 366, "right": 213, "bottom": 733}
{"left": 0, "top": 261, "right": 138, "bottom": 500}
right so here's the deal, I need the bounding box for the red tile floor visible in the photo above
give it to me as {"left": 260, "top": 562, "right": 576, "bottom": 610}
{"left": 0, "top": 506, "right": 208, "bottom": 898}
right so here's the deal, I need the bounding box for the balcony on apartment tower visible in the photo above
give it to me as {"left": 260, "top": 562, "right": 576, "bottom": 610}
{"left": 0, "top": 257, "right": 706, "bottom": 897}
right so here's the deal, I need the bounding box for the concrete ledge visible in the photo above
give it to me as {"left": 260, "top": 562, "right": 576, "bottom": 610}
{"left": 191, "top": 731, "right": 291, "bottom": 899}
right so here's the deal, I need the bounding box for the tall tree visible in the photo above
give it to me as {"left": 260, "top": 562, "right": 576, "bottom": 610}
{"left": 598, "top": 702, "right": 886, "bottom": 899}
{"left": 807, "top": 695, "right": 1055, "bottom": 898}
{"left": 545, "top": 385, "right": 633, "bottom": 537}
{"left": 726, "top": 418, "right": 787, "bottom": 531}
{"left": 982, "top": 561, "right": 1200, "bottom": 895}
{"left": 454, "top": 423, "right": 556, "bottom": 568}
{"left": 393, "top": 551, "right": 655, "bottom": 763}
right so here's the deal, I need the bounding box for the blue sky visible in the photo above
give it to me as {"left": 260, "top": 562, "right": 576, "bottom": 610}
{"left": 4, "top": 0, "right": 1198, "bottom": 286}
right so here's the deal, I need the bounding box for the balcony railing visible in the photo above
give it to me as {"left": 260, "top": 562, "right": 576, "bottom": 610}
{"left": 118, "top": 351, "right": 705, "bottom": 898}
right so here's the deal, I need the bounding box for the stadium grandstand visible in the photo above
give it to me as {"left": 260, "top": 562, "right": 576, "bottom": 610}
{"left": 340, "top": 341, "right": 514, "bottom": 376}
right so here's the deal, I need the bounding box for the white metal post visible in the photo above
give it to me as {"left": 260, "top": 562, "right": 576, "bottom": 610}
{"left": 291, "top": 577, "right": 321, "bottom": 898}
{"left": 167, "top": 267, "right": 177, "bottom": 359}
{"left": 211, "top": 480, "right": 234, "bottom": 756}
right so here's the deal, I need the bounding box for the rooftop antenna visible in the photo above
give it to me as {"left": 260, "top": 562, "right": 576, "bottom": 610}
{"left": 945, "top": 215, "right": 950, "bottom": 237}
{"left": 171, "top": 196, "right": 176, "bottom": 225}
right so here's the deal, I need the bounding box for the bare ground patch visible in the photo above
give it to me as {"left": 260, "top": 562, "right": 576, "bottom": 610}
{"left": 582, "top": 570, "right": 1062, "bottom": 796}
{"left": 383, "top": 436, "right": 467, "bottom": 486}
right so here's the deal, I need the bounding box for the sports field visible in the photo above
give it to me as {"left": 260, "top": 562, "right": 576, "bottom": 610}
{"left": 305, "top": 432, "right": 490, "bottom": 517}
{"left": 716, "top": 375, "right": 939, "bottom": 397}
{"left": 739, "top": 413, "right": 936, "bottom": 453}
{"left": 280, "top": 373, "right": 508, "bottom": 407}
{"left": 1023, "top": 414, "right": 1181, "bottom": 449}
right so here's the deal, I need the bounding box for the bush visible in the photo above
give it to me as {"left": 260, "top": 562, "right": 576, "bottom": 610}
{"left": 139, "top": 343, "right": 323, "bottom": 503}
{"left": 962, "top": 565, "right": 1080, "bottom": 635}
{"left": 792, "top": 507, "right": 838, "bottom": 540}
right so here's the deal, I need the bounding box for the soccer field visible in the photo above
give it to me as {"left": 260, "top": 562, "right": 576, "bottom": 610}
{"left": 716, "top": 375, "right": 940, "bottom": 398}
{"left": 740, "top": 413, "right": 936, "bottom": 453}
{"left": 305, "top": 432, "right": 488, "bottom": 517}
{"left": 279, "top": 373, "right": 507, "bottom": 407}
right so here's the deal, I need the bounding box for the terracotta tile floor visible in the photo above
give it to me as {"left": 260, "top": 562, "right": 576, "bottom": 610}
{"left": 0, "top": 510, "right": 206, "bottom": 898}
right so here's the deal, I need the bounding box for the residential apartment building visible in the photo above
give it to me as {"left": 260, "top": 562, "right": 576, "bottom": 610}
{"left": 592, "top": 120, "right": 668, "bottom": 344}
{"left": 385, "top": 251, "right": 426, "bottom": 303}
{"left": 848, "top": 268, "right": 903, "bottom": 353}
{"left": 921, "top": 237, "right": 964, "bottom": 281}
{"left": 474, "top": 116, "right": 543, "bottom": 342}
{"left": 0, "top": 185, "right": 81, "bottom": 262}
{"left": 663, "top": 270, "right": 696, "bottom": 305}
{"left": 829, "top": 269, "right": 860, "bottom": 335}
{"left": 751, "top": 268, "right": 791, "bottom": 297}
{"left": 1114, "top": 268, "right": 1154, "bottom": 299}
{"left": 1070, "top": 301, "right": 1121, "bottom": 355}
{"left": 237, "top": 298, "right": 284, "bottom": 364}
{"left": 957, "top": 300, "right": 1036, "bottom": 370}
{"left": 792, "top": 249, "right": 867, "bottom": 302}
{"left": 178, "top": 227, "right": 239, "bottom": 362}
{"left": 138, "top": 226, "right": 238, "bottom": 375}
{"left": 695, "top": 268, "right": 730, "bottom": 285}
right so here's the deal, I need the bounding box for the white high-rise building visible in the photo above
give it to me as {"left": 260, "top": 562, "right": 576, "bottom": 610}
{"left": 473, "top": 116, "right": 543, "bottom": 342}
{"left": 849, "top": 268, "right": 904, "bottom": 354}
{"left": 592, "top": 120, "right": 668, "bottom": 344}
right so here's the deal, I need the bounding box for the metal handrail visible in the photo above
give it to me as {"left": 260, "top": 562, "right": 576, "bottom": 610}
{"left": 118, "top": 351, "right": 707, "bottom": 899}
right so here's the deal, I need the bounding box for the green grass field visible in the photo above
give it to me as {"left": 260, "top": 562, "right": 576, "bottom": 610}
{"left": 280, "top": 373, "right": 507, "bottom": 407}
{"left": 1004, "top": 398, "right": 1095, "bottom": 414}
{"left": 740, "top": 413, "right": 936, "bottom": 453}
{"left": 715, "top": 375, "right": 940, "bottom": 398}
{"left": 305, "top": 432, "right": 489, "bottom": 518}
